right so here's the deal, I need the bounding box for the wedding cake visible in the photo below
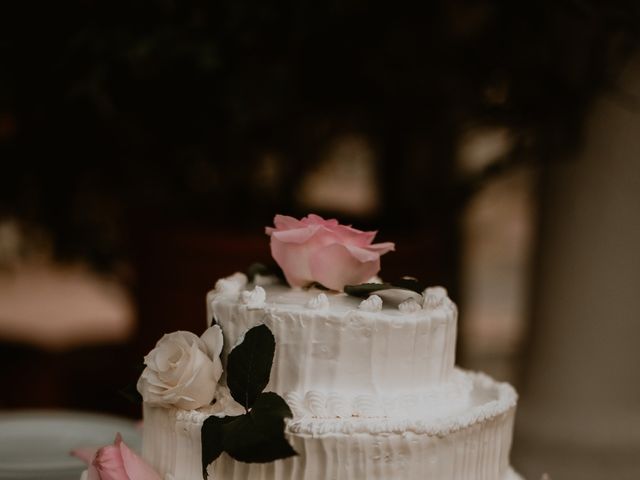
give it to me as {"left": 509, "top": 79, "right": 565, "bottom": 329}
{"left": 136, "top": 214, "right": 522, "bottom": 480}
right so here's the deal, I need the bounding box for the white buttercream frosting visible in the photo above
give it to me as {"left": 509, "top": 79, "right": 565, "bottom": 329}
{"left": 399, "top": 298, "right": 422, "bottom": 313}
{"left": 422, "top": 286, "right": 448, "bottom": 309}
{"left": 358, "top": 294, "right": 382, "bottom": 311}
{"left": 241, "top": 285, "right": 266, "bottom": 307}
{"left": 214, "top": 272, "right": 248, "bottom": 295}
{"left": 306, "top": 292, "right": 330, "bottom": 310}
{"left": 140, "top": 279, "right": 521, "bottom": 480}
{"left": 141, "top": 371, "right": 519, "bottom": 480}
{"left": 207, "top": 283, "right": 458, "bottom": 401}
{"left": 287, "top": 371, "right": 517, "bottom": 436}
{"left": 284, "top": 369, "right": 473, "bottom": 419}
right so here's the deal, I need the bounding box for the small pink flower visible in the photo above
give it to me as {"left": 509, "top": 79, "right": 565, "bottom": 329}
{"left": 265, "top": 214, "right": 395, "bottom": 291}
{"left": 71, "top": 433, "right": 161, "bottom": 480}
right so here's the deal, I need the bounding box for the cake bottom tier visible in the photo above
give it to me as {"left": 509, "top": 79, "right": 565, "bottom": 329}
{"left": 143, "top": 371, "right": 520, "bottom": 480}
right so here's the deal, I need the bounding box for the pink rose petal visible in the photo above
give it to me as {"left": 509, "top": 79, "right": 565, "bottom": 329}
{"left": 271, "top": 226, "right": 319, "bottom": 244}
{"left": 270, "top": 239, "right": 312, "bottom": 287}
{"left": 72, "top": 433, "right": 161, "bottom": 480}
{"left": 92, "top": 444, "right": 128, "bottom": 480}
{"left": 119, "top": 438, "right": 162, "bottom": 480}
{"left": 303, "top": 214, "right": 338, "bottom": 226}
{"left": 364, "top": 241, "right": 395, "bottom": 254}
{"left": 266, "top": 214, "right": 395, "bottom": 291}
{"left": 85, "top": 466, "right": 102, "bottom": 480}
{"left": 309, "top": 243, "right": 380, "bottom": 291}
{"left": 266, "top": 214, "right": 303, "bottom": 235}
{"left": 332, "top": 225, "right": 377, "bottom": 246}
{"left": 344, "top": 244, "right": 382, "bottom": 263}
{"left": 71, "top": 446, "right": 99, "bottom": 464}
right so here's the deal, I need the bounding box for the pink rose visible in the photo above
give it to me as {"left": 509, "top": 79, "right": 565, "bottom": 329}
{"left": 265, "top": 214, "right": 395, "bottom": 291}
{"left": 71, "top": 433, "right": 161, "bottom": 480}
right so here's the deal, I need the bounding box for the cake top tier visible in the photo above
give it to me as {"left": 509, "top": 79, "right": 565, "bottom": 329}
{"left": 200, "top": 215, "right": 458, "bottom": 401}
{"left": 207, "top": 272, "right": 458, "bottom": 399}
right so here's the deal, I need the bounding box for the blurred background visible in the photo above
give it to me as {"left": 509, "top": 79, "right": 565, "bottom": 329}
{"left": 1, "top": 1, "right": 639, "bottom": 478}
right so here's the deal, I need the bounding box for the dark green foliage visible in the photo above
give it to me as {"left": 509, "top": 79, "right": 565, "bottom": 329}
{"left": 246, "top": 263, "right": 285, "bottom": 283}
{"left": 222, "top": 392, "right": 295, "bottom": 463}
{"left": 201, "top": 325, "right": 295, "bottom": 475}
{"left": 391, "top": 277, "right": 425, "bottom": 294}
{"left": 201, "top": 392, "right": 295, "bottom": 470}
{"left": 201, "top": 414, "right": 230, "bottom": 476}
{"left": 344, "top": 283, "right": 394, "bottom": 298}
{"left": 118, "top": 363, "right": 145, "bottom": 404}
{"left": 226, "top": 324, "right": 275, "bottom": 410}
{"left": 344, "top": 277, "right": 425, "bottom": 298}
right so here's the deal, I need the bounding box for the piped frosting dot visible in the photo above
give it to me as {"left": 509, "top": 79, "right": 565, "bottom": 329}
{"left": 241, "top": 286, "right": 266, "bottom": 307}
{"left": 399, "top": 298, "right": 422, "bottom": 313}
{"left": 306, "top": 293, "right": 330, "bottom": 310}
{"left": 422, "top": 286, "right": 448, "bottom": 309}
{"left": 215, "top": 272, "right": 248, "bottom": 294}
{"left": 359, "top": 294, "right": 383, "bottom": 312}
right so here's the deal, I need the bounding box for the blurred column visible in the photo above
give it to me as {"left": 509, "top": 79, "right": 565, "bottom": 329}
{"left": 514, "top": 56, "right": 640, "bottom": 479}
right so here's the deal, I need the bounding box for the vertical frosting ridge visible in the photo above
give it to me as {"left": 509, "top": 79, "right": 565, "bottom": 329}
{"left": 207, "top": 283, "right": 458, "bottom": 406}
{"left": 141, "top": 371, "right": 518, "bottom": 480}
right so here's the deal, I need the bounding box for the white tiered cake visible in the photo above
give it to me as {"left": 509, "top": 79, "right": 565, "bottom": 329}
{"left": 141, "top": 278, "right": 521, "bottom": 479}
{"left": 138, "top": 215, "right": 522, "bottom": 480}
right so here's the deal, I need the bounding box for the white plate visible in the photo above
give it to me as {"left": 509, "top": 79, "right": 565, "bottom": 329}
{"left": 0, "top": 410, "right": 141, "bottom": 479}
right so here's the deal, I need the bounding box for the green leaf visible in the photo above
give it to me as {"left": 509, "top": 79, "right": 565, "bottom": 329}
{"left": 222, "top": 392, "right": 297, "bottom": 463}
{"left": 252, "top": 392, "right": 293, "bottom": 420}
{"left": 118, "top": 363, "right": 145, "bottom": 405}
{"left": 226, "top": 324, "right": 275, "bottom": 410}
{"left": 344, "top": 282, "right": 393, "bottom": 298}
{"left": 249, "top": 392, "right": 293, "bottom": 440}
{"left": 118, "top": 382, "right": 142, "bottom": 405}
{"left": 225, "top": 426, "right": 296, "bottom": 464}
{"left": 246, "top": 262, "right": 285, "bottom": 283}
{"left": 201, "top": 415, "right": 230, "bottom": 478}
{"left": 392, "top": 277, "right": 426, "bottom": 294}
{"left": 344, "top": 278, "right": 426, "bottom": 298}
{"left": 246, "top": 262, "right": 271, "bottom": 281}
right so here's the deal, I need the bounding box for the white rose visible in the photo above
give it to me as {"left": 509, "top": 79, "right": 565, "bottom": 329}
{"left": 137, "top": 325, "right": 224, "bottom": 410}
